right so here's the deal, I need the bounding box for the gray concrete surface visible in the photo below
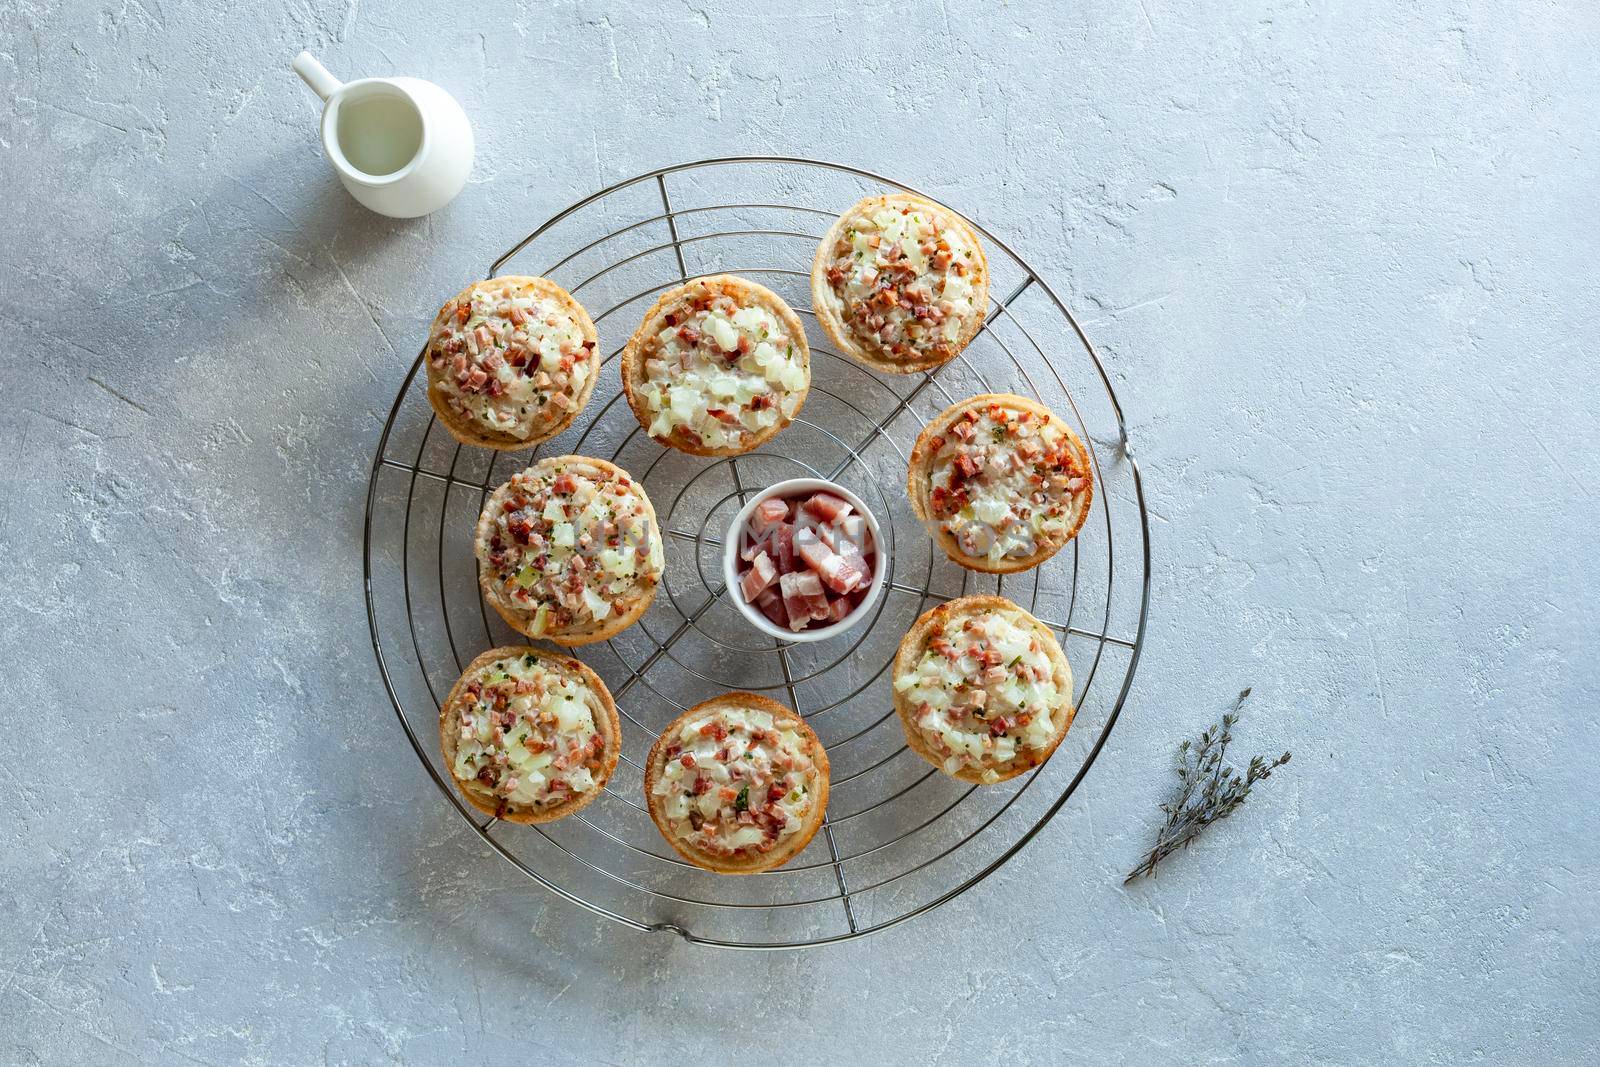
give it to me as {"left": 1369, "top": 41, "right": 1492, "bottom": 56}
{"left": 2, "top": 0, "right": 1597, "bottom": 1062}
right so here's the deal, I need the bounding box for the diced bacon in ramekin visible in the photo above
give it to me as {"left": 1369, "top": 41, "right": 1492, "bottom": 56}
{"left": 779, "top": 571, "right": 830, "bottom": 630}
{"left": 736, "top": 487, "right": 878, "bottom": 633}
{"left": 802, "top": 492, "right": 852, "bottom": 523}
{"left": 740, "top": 551, "right": 777, "bottom": 602}
{"left": 755, "top": 585, "right": 787, "bottom": 628}
{"left": 750, "top": 497, "right": 789, "bottom": 535}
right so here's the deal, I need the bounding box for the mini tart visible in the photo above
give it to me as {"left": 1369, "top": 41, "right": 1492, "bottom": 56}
{"left": 425, "top": 276, "right": 600, "bottom": 450}
{"left": 439, "top": 646, "right": 620, "bottom": 823}
{"left": 892, "top": 595, "right": 1074, "bottom": 784}
{"left": 475, "top": 456, "right": 664, "bottom": 646}
{"left": 811, "top": 193, "right": 989, "bottom": 374}
{"left": 907, "top": 393, "right": 1093, "bottom": 573}
{"left": 620, "top": 275, "right": 810, "bottom": 456}
{"left": 644, "top": 693, "right": 830, "bottom": 875}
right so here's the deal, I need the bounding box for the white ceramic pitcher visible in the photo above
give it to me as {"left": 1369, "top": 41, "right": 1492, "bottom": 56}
{"left": 293, "top": 51, "right": 473, "bottom": 219}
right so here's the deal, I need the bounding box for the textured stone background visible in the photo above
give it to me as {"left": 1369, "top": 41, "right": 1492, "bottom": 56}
{"left": 2, "top": 0, "right": 1596, "bottom": 1062}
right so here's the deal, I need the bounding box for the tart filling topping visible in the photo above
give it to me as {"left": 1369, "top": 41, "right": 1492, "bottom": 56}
{"left": 636, "top": 284, "right": 807, "bottom": 451}
{"left": 924, "top": 402, "right": 1088, "bottom": 563}
{"left": 822, "top": 200, "right": 980, "bottom": 364}
{"left": 451, "top": 653, "right": 607, "bottom": 808}
{"left": 894, "top": 608, "right": 1062, "bottom": 783}
{"left": 653, "top": 706, "right": 821, "bottom": 858}
{"left": 430, "top": 282, "right": 595, "bottom": 439}
{"left": 481, "top": 463, "right": 663, "bottom": 635}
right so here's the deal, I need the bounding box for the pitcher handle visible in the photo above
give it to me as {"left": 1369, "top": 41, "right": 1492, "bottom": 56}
{"left": 293, "top": 51, "right": 343, "bottom": 102}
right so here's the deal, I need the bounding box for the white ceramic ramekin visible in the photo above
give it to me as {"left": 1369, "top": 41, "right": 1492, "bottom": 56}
{"left": 722, "top": 477, "right": 888, "bottom": 643}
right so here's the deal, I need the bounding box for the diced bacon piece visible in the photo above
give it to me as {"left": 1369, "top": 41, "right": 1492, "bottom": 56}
{"left": 795, "top": 524, "right": 857, "bottom": 595}
{"left": 953, "top": 452, "right": 981, "bottom": 479}
{"left": 795, "top": 526, "right": 834, "bottom": 572}
{"left": 780, "top": 572, "right": 830, "bottom": 630}
{"left": 749, "top": 497, "right": 789, "bottom": 535}
{"left": 740, "top": 552, "right": 777, "bottom": 602}
{"left": 802, "top": 492, "right": 852, "bottom": 523}
{"left": 817, "top": 552, "right": 868, "bottom": 595}
{"left": 816, "top": 521, "right": 839, "bottom": 550}
{"left": 465, "top": 366, "right": 489, "bottom": 391}
{"left": 839, "top": 514, "right": 867, "bottom": 548}
{"left": 772, "top": 523, "right": 797, "bottom": 574}
{"left": 825, "top": 597, "right": 853, "bottom": 624}
{"left": 829, "top": 538, "right": 872, "bottom": 592}
{"left": 786, "top": 498, "right": 803, "bottom": 522}
{"left": 755, "top": 586, "right": 788, "bottom": 628}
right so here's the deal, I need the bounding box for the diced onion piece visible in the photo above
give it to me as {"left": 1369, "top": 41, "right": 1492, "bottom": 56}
{"left": 973, "top": 496, "right": 1009, "bottom": 525}
{"left": 599, "top": 548, "right": 636, "bottom": 578}
{"left": 707, "top": 316, "right": 738, "bottom": 352}
{"left": 582, "top": 587, "right": 612, "bottom": 620}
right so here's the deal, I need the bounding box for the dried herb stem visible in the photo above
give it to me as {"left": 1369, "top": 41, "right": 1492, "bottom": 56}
{"left": 1124, "top": 688, "right": 1291, "bottom": 885}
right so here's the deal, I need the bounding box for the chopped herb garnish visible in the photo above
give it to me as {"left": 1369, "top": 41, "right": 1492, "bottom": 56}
{"left": 734, "top": 785, "right": 750, "bottom": 813}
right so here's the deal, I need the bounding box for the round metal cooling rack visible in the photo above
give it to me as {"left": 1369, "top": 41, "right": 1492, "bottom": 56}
{"left": 363, "top": 157, "right": 1151, "bottom": 950}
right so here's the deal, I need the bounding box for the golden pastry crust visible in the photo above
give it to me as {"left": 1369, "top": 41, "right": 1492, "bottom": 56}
{"left": 643, "top": 693, "right": 830, "bottom": 875}
{"left": 438, "top": 645, "right": 621, "bottom": 823}
{"left": 620, "top": 275, "right": 811, "bottom": 456}
{"left": 810, "top": 193, "right": 989, "bottom": 374}
{"left": 907, "top": 393, "right": 1093, "bottom": 574}
{"left": 425, "top": 275, "right": 600, "bottom": 451}
{"left": 892, "top": 595, "right": 1074, "bottom": 784}
{"left": 474, "top": 456, "right": 662, "bottom": 646}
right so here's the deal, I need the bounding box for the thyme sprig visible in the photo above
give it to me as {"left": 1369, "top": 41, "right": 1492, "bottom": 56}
{"left": 1124, "top": 688, "right": 1291, "bottom": 885}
